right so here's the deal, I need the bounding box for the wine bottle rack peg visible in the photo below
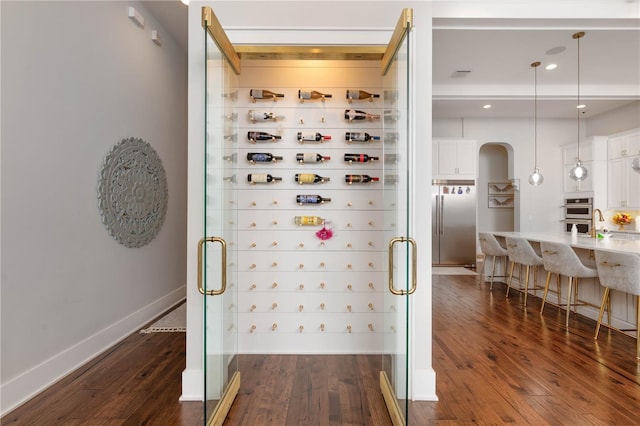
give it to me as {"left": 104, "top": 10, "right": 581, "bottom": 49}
{"left": 347, "top": 243, "right": 352, "bottom": 248}
{"left": 271, "top": 261, "right": 278, "bottom": 267}
{"left": 347, "top": 284, "right": 353, "bottom": 291}
{"left": 299, "top": 325, "right": 304, "bottom": 332}
{"left": 347, "top": 223, "right": 352, "bottom": 228}
{"left": 347, "top": 325, "right": 352, "bottom": 333}
{"left": 250, "top": 264, "right": 257, "bottom": 270}
{"left": 272, "top": 302, "right": 278, "bottom": 310}
{"left": 369, "top": 200, "right": 374, "bottom": 206}
{"left": 299, "top": 263, "right": 304, "bottom": 269}
{"left": 320, "top": 323, "right": 325, "bottom": 332}
{"left": 250, "top": 304, "right": 257, "bottom": 312}
{"left": 320, "top": 282, "right": 326, "bottom": 289}
{"left": 299, "top": 284, "right": 304, "bottom": 290}
{"left": 272, "top": 200, "right": 278, "bottom": 205}
{"left": 347, "top": 304, "right": 352, "bottom": 312}
{"left": 390, "top": 325, "right": 396, "bottom": 332}
{"left": 390, "top": 305, "right": 396, "bottom": 312}
{"left": 298, "top": 304, "right": 304, "bottom": 312}
{"left": 272, "top": 323, "right": 278, "bottom": 331}
{"left": 368, "top": 282, "right": 374, "bottom": 290}
{"left": 321, "top": 116, "right": 325, "bottom": 123}
{"left": 368, "top": 241, "right": 374, "bottom": 247}
{"left": 228, "top": 304, "right": 235, "bottom": 311}
{"left": 250, "top": 222, "right": 256, "bottom": 227}
{"left": 368, "top": 262, "right": 375, "bottom": 268}
{"left": 271, "top": 241, "right": 278, "bottom": 246}
{"left": 250, "top": 324, "right": 256, "bottom": 333}
{"left": 368, "top": 323, "right": 374, "bottom": 331}
{"left": 271, "top": 282, "right": 278, "bottom": 289}
{"left": 320, "top": 261, "right": 325, "bottom": 268}
{"left": 347, "top": 202, "right": 353, "bottom": 207}
{"left": 229, "top": 200, "right": 235, "bottom": 205}
{"left": 272, "top": 220, "right": 278, "bottom": 225}
{"left": 250, "top": 242, "right": 256, "bottom": 248}
{"left": 229, "top": 220, "right": 235, "bottom": 225}
{"left": 368, "top": 303, "right": 374, "bottom": 311}
{"left": 250, "top": 283, "right": 257, "bottom": 291}
{"left": 320, "top": 303, "right": 325, "bottom": 310}
{"left": 368, "top": 220, "right": 374, "bottom": 226}
{"left": 347, "top": 263, "right": 353, "bottom": 269}
{"left": 250, "top": 201, "right": 257, "bottom": 206}
{"left": 298, "top": 242, "right": 304, "bottom": 248}
{"left": 299, "top": 117, "right": 304, "bottom": 124}
{"left": 320, "top": 241, "right": 326, "bottom": 246}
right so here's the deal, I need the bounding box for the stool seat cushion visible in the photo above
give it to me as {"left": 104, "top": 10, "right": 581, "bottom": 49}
{"left": 540, "top": 241, "right": 598, "bottom": 278}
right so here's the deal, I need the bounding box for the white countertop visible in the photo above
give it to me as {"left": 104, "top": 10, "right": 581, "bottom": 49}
{"left": 492, "top": 232, "right": 640, "bottom": 255}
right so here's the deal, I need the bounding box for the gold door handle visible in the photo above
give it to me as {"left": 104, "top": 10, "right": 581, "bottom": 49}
{"left": 388, "top": 237, "right": 417, "bottom": 295}
{"left": 197, "top": 236, "right": 227, "bottom": 296}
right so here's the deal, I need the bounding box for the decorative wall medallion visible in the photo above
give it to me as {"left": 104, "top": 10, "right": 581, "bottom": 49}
{"left": 98, "top": 137, "right": 168, "bottom": 248}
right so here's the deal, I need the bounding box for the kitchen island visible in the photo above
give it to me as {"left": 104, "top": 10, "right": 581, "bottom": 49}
{"left": 489, "top": 231, "right": 639, "bottom": 333}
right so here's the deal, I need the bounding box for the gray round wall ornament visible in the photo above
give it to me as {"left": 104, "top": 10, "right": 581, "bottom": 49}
{"left": 98, "top": 137, "right": 168, "bottom": 248}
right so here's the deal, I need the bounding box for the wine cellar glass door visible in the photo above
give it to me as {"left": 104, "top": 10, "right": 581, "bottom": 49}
{"left": 381, "top": 9, "right": 414, "bottom": 426}
{"left": 201, "top": 7, "right": 241, "bottom": 426}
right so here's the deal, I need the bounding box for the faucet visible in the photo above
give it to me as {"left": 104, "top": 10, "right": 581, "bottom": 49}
{"left": 591, "top": 208, "right": 604, "bottom": 238}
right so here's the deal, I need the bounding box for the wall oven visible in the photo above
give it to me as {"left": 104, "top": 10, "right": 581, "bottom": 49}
{"left": 564, "top": 219, "right": 591, "bottom": 234}
{"left": 564, "top": 197, "right": 593, "bottom": 219}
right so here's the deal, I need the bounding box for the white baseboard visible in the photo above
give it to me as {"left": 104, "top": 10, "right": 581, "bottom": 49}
{"left": 412, "top": 368, "right": 438, "bottom": 401}
{"left": 0, "top": 287, "right": 186, "bottom": 416}
{"left": 180, "top": 368, "right": 203, "bottom": 401}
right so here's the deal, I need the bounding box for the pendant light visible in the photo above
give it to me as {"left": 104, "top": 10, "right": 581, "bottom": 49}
{"left": 632, "top": 157, "right": 640, "bottom": 174}
{"left": 569, "top": 31, "right": 588, "bottom": 182}
{"left": 528, "top": 61, "right": 544, "bottom": 186}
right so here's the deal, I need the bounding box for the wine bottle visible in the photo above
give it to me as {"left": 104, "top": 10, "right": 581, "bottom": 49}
{"left": 247, "top": 174, "right": 282, "bottom": 184}
{"left": 296, "top": 153, "right": 331, "bottom": 164}
{"left": 297, "top": 132, "right": 332, "bottom": 143}
{"left": 298, "top": 90, "right": 332, "bottom": 102}
{"left": 294, "top": 215, "right": 325, "bottom": 226}
{"left": 345, "top": 132, "right": 381, "bottom": 143}
{"left": 344, "top": 153, "right": 379, "bottom": 163}
{"left": 249, "top": 89, "right": 284, "bottom": 101}
{"left": 248, "top": 110, "right": 277, "bottom": 122}
{"left": 345, "top": 174, "right": 379, "bottom": 184}
{"left": 246, "top": 153, "right": 283, "bottom": 163}
{"left": 296, "top": 195, "right": 331, "bottom": 205}
{"left": 344, "top": 109, "right": 381, "bottom": 121}
{"left": 247, "top": 131, "right": 281, "bottom": 143}
{"left": 295, "top": 173, "right": 329, "bottom": 184}
{"left": 346, "top": 89, "right": 380, "bottom": 101}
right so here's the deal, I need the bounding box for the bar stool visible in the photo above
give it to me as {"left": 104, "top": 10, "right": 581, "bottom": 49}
{"left": 505, "top": 237, "right": 544, "bottom": 307}
{"left": 478, "top": 232, "right": 508, "bottom": 290}
{"left": 539, "top": 241, "right": 598, "bottom": 326}
{"left": 594, "top": 250, "right": 640, "bottom": 360}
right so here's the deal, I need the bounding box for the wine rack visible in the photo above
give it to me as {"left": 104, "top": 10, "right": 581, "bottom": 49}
{"left": 218, "top": 59, "right": 400, "bottom": 354}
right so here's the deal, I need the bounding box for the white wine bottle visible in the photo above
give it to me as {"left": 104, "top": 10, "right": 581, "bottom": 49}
{"left": 295, "top": 173, "right": 330, "bottom": 184}
{"left": 247, "top": 174, "right": 282, "bottom": 184}
{"left": 298, "top": 90, "right": 332, "bottom": 102}
{"left": 346, "top": 89, "right": 380, "bottom": 102}
{"left": 250, "top": 89, "right": 284, "bottom": 102}
{"left": 294, "top": 215, "right": 325, "bottom": 226}
{"left": 248, "top": 110, "right": 277, "bottom": 122}
{"left": 344, "top": 109, "right": 381, "bottom": 121}
{"left": 296, "top": 153, "right": 331, "bottom": 164}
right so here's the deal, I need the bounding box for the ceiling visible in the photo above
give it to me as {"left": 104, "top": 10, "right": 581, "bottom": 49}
{"left": 143, "top": 1, "right": 640, "bottom": 119}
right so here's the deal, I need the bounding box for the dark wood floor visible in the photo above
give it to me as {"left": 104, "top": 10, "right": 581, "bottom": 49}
{"left": 3, "top": 273, "right": 639, "bottom": 425}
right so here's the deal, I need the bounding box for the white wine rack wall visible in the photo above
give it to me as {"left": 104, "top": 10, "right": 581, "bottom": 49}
{"left": 219, "top": 60, "right": 401, "bottom": 353}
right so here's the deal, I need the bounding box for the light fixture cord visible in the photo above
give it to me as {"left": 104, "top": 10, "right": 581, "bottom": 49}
{"left": 576, "top": 33, "right": 581, "bottom": 161}
{"left": 534, "top": 64, "right": 538, "bottom": 168}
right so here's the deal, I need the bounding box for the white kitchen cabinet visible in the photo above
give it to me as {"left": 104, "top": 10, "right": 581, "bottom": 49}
{"left": 433, "top": 139, "right": 477, "bottom": 178}
{"left": 562, "top": 137, "right": 607, "bottom": 198}
{"left": 607, "top": 130, "right": 640, "bottom": 209}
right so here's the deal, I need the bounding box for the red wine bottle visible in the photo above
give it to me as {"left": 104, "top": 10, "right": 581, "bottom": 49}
{"left": 346, "top": 89, "right": 380, "bottom": 100}
{"left": 250, "top": 89, "right": 284, "bottom": 101}
{"left": 247, "top": 174, "right": 282, "bottom": 184}
{"left": 247, "top": 131, "right": 281, "bottom": 143}
{"left": 345, "top": 132, "right": 381, "bottom": 143}
{"left": 344, "top": 153, "right": 379, "bottom": 163}
{"left": 298, "top": 90, "right": 332, "bottom": 101}
{"left": 345, "top": 174, "right": 379, "bottom": 184}
{"left": 344, "top": 109, "right": 380, "bottom": 121}
{"left": 297, "top": 132, "right": 332, "bottom": 143}
{"left": 296, "top": 153, "right": 331, "bottom": 164}
{"left": 296, "top": 195, "right": 331, "bottom": 205}
{"left": 295, "top": 173, "right": 329, "bottom": 184}
{"left": 246, "top": 153, "right": 283, "bottom": 163}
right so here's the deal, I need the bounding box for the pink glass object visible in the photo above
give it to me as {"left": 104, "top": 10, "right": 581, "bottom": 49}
{"left": 316, "top": 225, "right": 333, "bottom": 240}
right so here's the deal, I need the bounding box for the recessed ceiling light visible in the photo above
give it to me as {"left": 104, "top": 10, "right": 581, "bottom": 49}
{"left": 546, "top": 46, "right": 566, "bottom": 55}
{"left": 545, "top": 63, "right": 557, "bottom": 70}
{"left": 483, "top": 104, "right": 492, "bottom": 109}
{"left": 181, "top": 0, "right": 189, "bottom": 5}
{"left": 576, "top": 104, "right": 586, "bottom": 109}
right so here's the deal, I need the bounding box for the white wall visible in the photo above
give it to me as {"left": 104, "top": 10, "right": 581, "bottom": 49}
{"left": 587, "top": 101, "right": 640, "bottom": 137}
{"left": 478, "top": 144, "right": 514, "bottom": 233}
{"left": 0, "top": 1, "right": 188, "bottom": 414}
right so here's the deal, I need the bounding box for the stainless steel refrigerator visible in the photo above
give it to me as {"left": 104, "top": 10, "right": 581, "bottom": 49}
{"left": 432, "top": 179, "right": 476, "bottom": 267}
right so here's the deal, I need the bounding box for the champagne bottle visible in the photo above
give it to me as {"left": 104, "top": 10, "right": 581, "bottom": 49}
{"left": 296, "top": 195, "right": 332, "bottom": 205}
{"left": 344, "top": 153, "right": 379, "bottom": 163}
{"left": 346, "top": 89, "right": 380, "bottom": 101}
{"left": 345, "top": 174, "right": 379, "bottom": 184}
{"left": 248, "top": 110, "right": 277, "bottom": 122}
{"left": 247, "top": 174, "right": 282, "bottom": 184}
{"left": 298, "top": 90, "right": 332, "bottom": 102}
{"left": 295, "top": 173, "right": 329, "bottom": 184}
{"left": 246, "top": 153, "right": 283, "bottom": 163}
{"left": 249, "top": 89, "right": 285, "bottom": 101}
{"left": 345, "top": 132, "right": 381, "bottom": 143}
{"left": 297, "top": 132, "right": 332, "bottom": 143}
{"left": 247, "top": 131, "right": 282, "bottom": 143}
{"left": 296, "top": 153, "right": 331, "bottom": 164}
{"left": 344, "top": 109, "right": 381, "bottom": 121}
{"left": 294, "top": 215, "right": 325, "bottom": 226}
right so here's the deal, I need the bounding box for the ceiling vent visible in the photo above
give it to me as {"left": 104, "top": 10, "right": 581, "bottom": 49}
{"left": 450, "top": 70, "right": 471, "bottom": 78}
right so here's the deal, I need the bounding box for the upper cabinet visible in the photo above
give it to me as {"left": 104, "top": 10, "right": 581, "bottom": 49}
{"left": 607, "top": 129, "right": 640, "bottom": 209}
{"left": 433, "top": 139, "right": 477, "bottom": 178}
